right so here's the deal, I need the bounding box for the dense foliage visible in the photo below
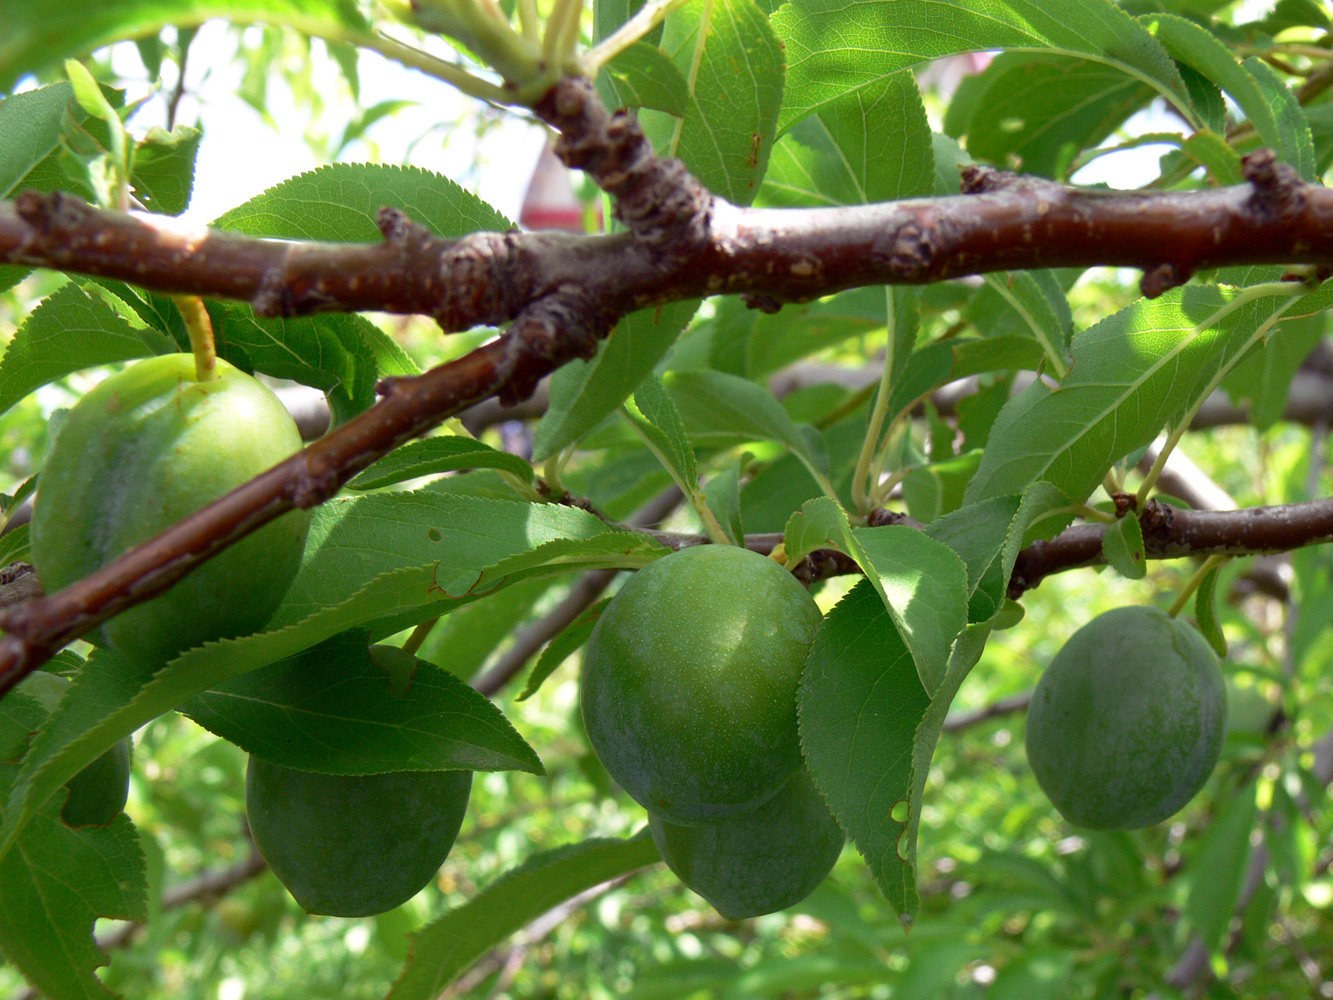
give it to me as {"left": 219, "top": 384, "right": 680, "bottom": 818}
{"left": 2, "top": 0, "right": 1333, "bottom": 998}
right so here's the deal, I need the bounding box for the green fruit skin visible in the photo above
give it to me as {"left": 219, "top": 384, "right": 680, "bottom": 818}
{"left": 648, "top": 767, "right": 843, "bottom": 920}
{"left": 14, "top": 671, "right": 131, "bottom": 826}
{"left": 581, "top": 545, "right": 823, "bottom": 825}
{"left": 246, "top": 756, "right": 472, "bottom": 918}
{"left": 1025, "top": 605, "right": 1227, "bottom": 830}
{"left": 30, "top": 354, "right": 310, "bottom": 666}
{"left": 61, "top": 738, "right": 132, "bottom": 827}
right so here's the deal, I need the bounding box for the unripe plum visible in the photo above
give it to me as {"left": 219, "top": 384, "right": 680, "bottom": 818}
{"left": 31, "top": 354, "right": 310, "bottom": 666}
{"left": 648, "top": 767, "right": 843, "bottom": 919}
{"left": 1025, "top": 605, "right": 1227, "bottom": 830}
{"left": 246, "top": 756, "right": 471, "bottom": 917}
{"left": 580, "top": 545, "right": 822, "bottom": 824}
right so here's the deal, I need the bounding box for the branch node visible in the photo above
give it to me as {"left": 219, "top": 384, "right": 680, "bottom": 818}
{"left": 887, "top": 221, "right": 936, "bottom": 280}
{"left": 1138, "top": 498, "right": 1176, "bottom": 548}
{"left": 14, "top": 189, "right": 91, "bottom": 232}
{"left": 376, "top": 206, "right": 434, "bottom": 252}
{"left": 251, "top": 268, "right": 290, "bottom": 317}
{"left": 499, "top": 290, "right": 615, "bottom": 404}
{"left": 289, "top": 457, "right": 343, "bottom": 509}
{"left": 433, "top": 230, "right": 521, "bottom": 331}
{"left": 743, "top": 294, "right": 783, "bottom": 313}
{"left": 960, "top": 165, "right": 1016, "bottom": 194}
{"left": 1141, "top": 261, "right": 1191, "bottom": 298}
{"left": 537, "top": 78, "right": 712, "bottom": 258}
{"left": 1243, "top": 148, "right": 1306, "bottom": 219}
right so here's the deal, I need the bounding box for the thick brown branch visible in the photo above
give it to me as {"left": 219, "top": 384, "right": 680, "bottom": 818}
{"left": 4, "top": 152, "right": 1333, "bottom": 324}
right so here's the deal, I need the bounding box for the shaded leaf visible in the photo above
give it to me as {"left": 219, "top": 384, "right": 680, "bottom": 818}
{"left": 182, "top": 631, "right": 543, "bottom": 775}
{"left": 533, "top": 300, "right": 700, "bottom": 461}
{"left": 799, "top": 581, "right": 991, "bottom": 923}
{"left": 1102, "top": 515, "right": 1146, "bottom": 580}
{"left": 349, "top": 436, "right": 535, "bottom": 490}
{"left": 0, "top": 762, "right": 146, "bottom": 1000}
{"left": 518, "top": 599, "right": 610, "bottom": 701}
{"left": 386, "top": 834, "right": 660, "bottom": 999}
{"left": 783, "top": 497, "right": 968, "bottom": 693}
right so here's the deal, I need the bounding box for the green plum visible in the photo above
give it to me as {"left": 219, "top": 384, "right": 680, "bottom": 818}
{"left": 581, "top": 544, "right": 822, "bottom": 824}
{"left": 13, "top": 670, "right": 131, "bottom": 827}
{"left": 648, "top": 767, "right": 843, "bottom": 919}
{"left": 246, "top": 756, "right": 472, "bottom": 917}
{"left": 31, "top": 353, "right": 310, "bottom": 666}
{"left": 1025, "top": 605, "right": 1227, "bottom": 830}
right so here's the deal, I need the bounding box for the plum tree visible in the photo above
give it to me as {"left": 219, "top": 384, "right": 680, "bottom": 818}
{"left": 580, "top": 544, "right": 822, "bottom": 824}
{"left": 30, "top": 354, "right": 310, "bottom": 666}
{"left": 1024, "top": 605, "right": 1227, "bottom": 830}
{"left": 12, "top": 671, "right": 130, "bottom": 827}
{"left": 245, "top": 756, "right": 472, "bottom": 918}
{"left": 648, "top": 767, "right": 843, "bottom": 919}
{"left": 3, "top": 2, "right": 1333, "bottom": 996}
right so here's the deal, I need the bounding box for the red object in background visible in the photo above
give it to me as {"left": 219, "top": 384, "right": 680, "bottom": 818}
{"left": 519, "top": 139, "right": 601, "bottom": 232}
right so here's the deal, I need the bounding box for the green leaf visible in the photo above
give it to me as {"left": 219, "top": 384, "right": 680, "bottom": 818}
{"left": 625, "top": 374, "right": 699, "bottom": 495}
{"left": 1, "top": 496, "right": 659, "bottom": 858}
{"left": 1141, "top": 14, "right": 1315, "bottom": 180}
{"left": 349, "top": 436, "right": 535, "bottom": 490}
{"left": 1185, "top": 779, "right": 1257, "bottom": 953}
{"left": 963, "top": 284, "right": 1298, "bottom": 505}
{"left": 761, "top": 70, "right": 933, "bottom": 207}
{"left": 782, "top": 497, "right": 969, "bottom": 693}
{"left": 130, "top": 124, "right": 202, "bottom": 216}
{"left": 273, "top": 494, "right": 658, "bottom": 629}
{"left": 1194, "top": 565, "right": 1227, "bottom": 658}
{"left": 212, "top": 162, "right": 512, "bottom": 240}
{"left": 518, "top": 598, "right": 609, "bottom": 701}
{"left": 656, "top": 0, "right": 784, "bottom": 205}
{"left": 1220, "top": 312, "right": 1326, "bottom": 431}
{"left": 210, "top": 304, "right": 390, "bottom": 422}
{"left": 0, "top": 280, "right": 171, "bottom": 418}
{"left": 182, "top": 631, "right": 543, "bottom": 775}
{"left": 799, "top": 581, "right": 990, "bottom": 923}
{"left": 772, "top": 0, "right": 1190, "bottom": 135}
{"left": 1102, "top": 515, "right": 1146, "bottom": 580}
{"left": 949, "top": 52, "right": 1155, "bottom": 178}
{"left": 596, "top": 41, "right": 691, "bottom": 116}
{"left": 0, "top": 82, "right": 77, "bottom": 197}
{"left": 386, "top": 833, "right": 660, "bottom": 999}
{"left": 0, "top": 523, "right": 31, "bottom": 571}
{"left": 701, "top": 457, "right": 745, "bottom": 547}
{"left": 982, "top": 270, "right": 1073, "bottom": 372}
{"left": 666, "top": 369, "right": 828, "bottom": 483}
{"left": 923, "top": 484, "right": 1070, "bottom": 623}
{"left": 0, "top": 0, "right": 369, "bottom": 92}
{"left": 901, "top": 451, "right": 982, "bottom": 523}
{"left": 533, "top": 299, "right": 700, "bottom": 461}
{"left": 419, "top": 575, "right": 555, "bottom": 682}
{"left": 0, "top": 763, "right": 147, "bottom": 1000}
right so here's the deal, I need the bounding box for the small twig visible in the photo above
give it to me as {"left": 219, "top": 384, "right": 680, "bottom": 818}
{"left": 941, "top": 691, "right": 1032, "bottom": 733}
